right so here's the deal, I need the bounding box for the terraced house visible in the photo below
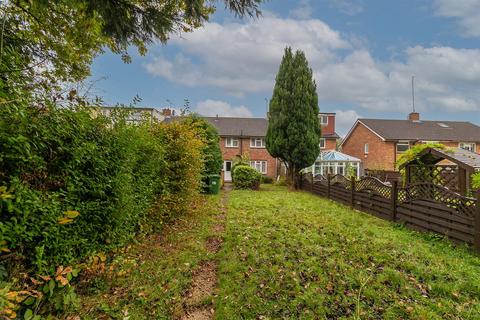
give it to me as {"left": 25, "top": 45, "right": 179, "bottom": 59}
{"left": 204, "top": 113, "right": 340, "bottom": 182}
{"left": 341, "top": 112, "right": 480, "bottom": 171}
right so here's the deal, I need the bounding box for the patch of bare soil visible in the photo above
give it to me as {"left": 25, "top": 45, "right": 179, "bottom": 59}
{"left": 184, "top": 261, "right": 217, "bottom": 306}
{"left": 180, "top": 307, "right": 214, "bottom": 320}
{"left": 212, "top": 223, "right": 225, "bottom": 233}
{"left": 205, "top": 236, "right": 224, "bottom": 253}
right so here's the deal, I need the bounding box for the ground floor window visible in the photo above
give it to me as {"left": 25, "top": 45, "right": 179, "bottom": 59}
{"left": 250, "top": 161, "right": 267, "bottom": 174}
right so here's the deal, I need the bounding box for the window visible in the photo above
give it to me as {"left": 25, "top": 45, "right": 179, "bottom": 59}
{"left": 364, "top": 143, "right": 369, "bottom": 154}
{"left": 319, "top": 115, "right": 328, "bottom": 125}
{"left": 250, "top": 137, "right": 266, "bottom": 148}
{"left": 250, "top": 161, "right": 267, "bottom": 174}
{"left": 319, "top": 138, "right": 326, "bottom": 149}
{"left": 459, "top": 142, "right": 476, "bottom": 152}
{"left": 225, "top": 137, "right": 239, "bottom": 148}
{"left": 396, "top": 141, "right": 410, "bottom": 153}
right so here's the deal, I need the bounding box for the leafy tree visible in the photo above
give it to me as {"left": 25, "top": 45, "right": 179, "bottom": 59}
{"left": 266, "top": 47, "right": 321, "bottom": 189}
{"left": 0, "top": 0, "right": 263, "bottom": 100}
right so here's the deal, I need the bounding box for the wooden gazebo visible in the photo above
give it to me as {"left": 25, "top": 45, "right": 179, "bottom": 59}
{"left": 399, "top": 147, "right": 480, "bottom": 195}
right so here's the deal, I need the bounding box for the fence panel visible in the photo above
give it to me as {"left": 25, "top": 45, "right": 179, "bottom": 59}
{"left": 301, "top": 173, "right": 479, "bottom": 250}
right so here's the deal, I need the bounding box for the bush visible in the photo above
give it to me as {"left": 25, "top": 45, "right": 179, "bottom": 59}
{"left": 472, "top": 172, "right": 480, "bottom": 191}
{"left": 0, "top": 104, "right": 205, "bottom": 274}
{"left": 261, "top": 176, "right": 274, "bottom": 184}
{"left": 233, "top": 165, "right": 261, "bottom": 190}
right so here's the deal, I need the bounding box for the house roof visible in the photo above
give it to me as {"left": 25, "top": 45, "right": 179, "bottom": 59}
{"left": 358, "top": 119, "right": 480, "bottom": 142}
{"left": 202, "top": 117, "right": 268, "bottom": 136}
{"left": 316, "top": 150, "right": 361, "bottom": 162}
{"left": 398, "top": 147, "right": 480, "bottom": 172}
{"left": 167, "top": 116, "right": 340, "bottom": 138}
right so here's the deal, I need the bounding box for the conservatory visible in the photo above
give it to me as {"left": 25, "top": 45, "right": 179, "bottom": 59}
{"left": 310, "top": 150, "right": 362, "bottom": 177}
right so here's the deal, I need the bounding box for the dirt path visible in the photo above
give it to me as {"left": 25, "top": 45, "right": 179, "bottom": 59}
{"left": 180, "top": 190, "right": 229, "bottom": 320}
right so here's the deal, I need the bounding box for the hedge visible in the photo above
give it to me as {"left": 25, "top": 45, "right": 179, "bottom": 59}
{"left": 0, "top": 104, "right": 205, "bottom": 274}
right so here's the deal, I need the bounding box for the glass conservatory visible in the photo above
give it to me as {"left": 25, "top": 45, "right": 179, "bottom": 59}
{"left": 310, "top": 150, "right": 361, "bottom": 177}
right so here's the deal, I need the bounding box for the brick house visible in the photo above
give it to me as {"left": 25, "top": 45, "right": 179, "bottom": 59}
{"left": 204, "top": 113, "right": 340, "bottom": 182}
{"left": 202, "top": 117, "right": 276, "bottom": 182}
{"left": 341, "top": 112, "right": 480, "bottom": 172}
{"left": 319, "top": 113, "right": 340, "bottom": 151}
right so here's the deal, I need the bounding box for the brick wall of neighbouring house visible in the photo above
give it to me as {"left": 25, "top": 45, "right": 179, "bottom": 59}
{"left": 219, "top": 137, "right": 277, "bottom": 178}
{"left": 321, "top": 114, "right": 336, "bottom": 135}
{"left": 322, "top": 138, "right": 337, "bottom": 151}
{"left": 341, "top": 123, "right": 396, "bottom": 171}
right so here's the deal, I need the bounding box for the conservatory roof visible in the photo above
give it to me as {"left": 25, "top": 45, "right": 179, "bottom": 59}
{"left": 316, "top": 150, "right": 361, "bottom": 162}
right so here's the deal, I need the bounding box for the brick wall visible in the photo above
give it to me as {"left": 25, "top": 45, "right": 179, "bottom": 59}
{"left": 321, "top": 114, "right": 336, "bottom": 135}
{"left": 341, "top": 123, "right": 396, "bottom": 171}
{"left": 322, "top": 138, "right": 337, "bottom": 151}
{"left": 219, "top": 136, "right": 277, "bottom": 178}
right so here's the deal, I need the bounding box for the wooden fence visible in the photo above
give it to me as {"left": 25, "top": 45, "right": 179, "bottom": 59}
{"left": 302, "top": 173, "right": 480, "bottom": 252}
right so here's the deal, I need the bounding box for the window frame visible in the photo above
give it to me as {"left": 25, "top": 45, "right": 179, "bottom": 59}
{"left": 250, "top": 160, "right": 267, "bottom": 174}
{"left": 225, "top": 137, "right": 239, "bottom": 148}
{"left": 364, "top": 143, "right": 369, "bottom": 154}
{"left": 319, "top": 115, "right": 329, "bottom": 125}
{"left": 396, "top": 141, "right": 410, "bottom": 153}
{"left": 250, "top": 137, "right": 266, "bottom": 148}
{"left": 459, "top": 142, "right": 476, "bottom": 152}
{"left": 319, "top": 138, "right": 326, "bottom": 149}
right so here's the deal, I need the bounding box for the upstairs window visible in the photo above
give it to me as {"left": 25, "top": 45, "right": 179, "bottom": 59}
{"left": 225, "top": 137, "right": 239, "bottom": 148}
{"left": 319, "top": 138, "right": 326, "bottom": 149}
{"left": 364, "top": 143, "right": 369, "bottom": 154}
{"left": 319, "top": 115, "right": 328, "bottom": 125}
{"left": 396, "top": 141, "right": 410, "bottom": 153}
{"left": 250, "top": 137, "right": 266, "bottom": 148}
{"left": 459, "top": 142, "right": 476, "bottom": 152}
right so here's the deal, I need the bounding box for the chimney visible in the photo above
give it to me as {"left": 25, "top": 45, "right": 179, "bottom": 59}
{"left": 161, "top": 108, "right": 172, "bottom": 117}
{"left": 408, "top": 112, "right": 420, "bottom": 121}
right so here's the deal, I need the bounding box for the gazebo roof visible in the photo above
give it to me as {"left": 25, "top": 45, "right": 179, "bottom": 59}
{"left": 316, "top": 150, "right": 361, "bottom": 162}
{"left": 399, "top": 147, "right": 480, "bottom": 172}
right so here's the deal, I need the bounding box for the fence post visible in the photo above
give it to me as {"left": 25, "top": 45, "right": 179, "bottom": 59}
{"left": 327, "top": 174, "right": 331, "bottom": 199}
{"left": 391, "top": 181, "right": 398, "bottom": 222}
{"left": 350, "top": 177, "right": 355, "bottom": 208}
{"left": 475, "top": 190, "right": 480, "bottom": 253}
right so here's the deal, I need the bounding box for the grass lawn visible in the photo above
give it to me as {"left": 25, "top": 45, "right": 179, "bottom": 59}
{"left": 73, "top": 185, "right": 480, "bottom": 319}
{"left": 216, "top": 185, "right": 480, "bottom": 319}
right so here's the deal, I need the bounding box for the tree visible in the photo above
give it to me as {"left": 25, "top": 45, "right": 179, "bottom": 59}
{"left": 266, "top": 47, "right": 321, "bottom": 189}
{"left": 0, "top": 0, "right": 263, "bottom": 100}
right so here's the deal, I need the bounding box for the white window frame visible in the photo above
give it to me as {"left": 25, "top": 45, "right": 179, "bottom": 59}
{"left": 396, "top": 141, "right": 410, "bottom": 153}
{"left": 250, "top": 137, "right": 266, "bottom": 148}
{"left": 459, "top": 142, "right": 476, "bottom": 152}
{"left": 225, "top": 137, "right": 239, "bottom": 148}
{"left": 250, "top": 161, "right": 267, "bottom": 174}
{"left": 319, "top": 138, "right": 326, "bottom": 149}
{"left": 364, "top": 143, "right": 369, "bottom": 154}
{"left": 319, "top": 115, "right": 328, "bottom": 125}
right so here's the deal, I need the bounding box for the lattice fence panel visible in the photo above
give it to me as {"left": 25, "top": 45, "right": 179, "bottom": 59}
{"left": 355, "top": 176, "right": 392, "bottom": 199}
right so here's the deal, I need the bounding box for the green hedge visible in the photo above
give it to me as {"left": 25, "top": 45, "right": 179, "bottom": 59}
{"left": 0, "top": 104, "right": 205, "bottom": 274}
{"left": 232, "top": 165, "right": 261, "bottom": 190}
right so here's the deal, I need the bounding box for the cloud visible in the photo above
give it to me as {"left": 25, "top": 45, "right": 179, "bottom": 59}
{"left": 194, "top": 99, "right": 253, "bottom": 117}
{"left": 289, "top": 0, "right": 313, "bottom": 19}
{"left": 144, "top": 16, "right": 348, "bottom": 96}
{"left": 333, "top": 109, "right": 362, "bottom": 136}
{"left": 145, "top": 15, "right": 480, "bottom": 114}
{"left": 327, "top": 0, "right": 364, "bottom": 15}
{"left": 434, "top": 0, "right": 480, "bottom": 37}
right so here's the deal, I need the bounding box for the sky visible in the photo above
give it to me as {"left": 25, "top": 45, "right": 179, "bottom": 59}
{"left": 89, "top": 0, "right": 480, "bottom": 136}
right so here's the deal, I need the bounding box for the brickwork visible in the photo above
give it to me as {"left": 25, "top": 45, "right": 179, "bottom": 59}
{"left": 341, "top": 123, "right": 396, "bottom": 171}
{"left": 219, "top": 137, "right": 277, "bottom": 178}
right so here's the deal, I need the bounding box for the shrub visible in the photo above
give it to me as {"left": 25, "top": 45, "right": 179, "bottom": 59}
{"left": 261, "top": 176, "right": 274, "bottom": 184}
{"left": 472, "top": 172, "right": 480, "bottom": 191}
{"left": 233, "top": 166, "right": 261, "bottom": 190}
{"left": 0, "top": 103, "right": 205, "bottom": 274}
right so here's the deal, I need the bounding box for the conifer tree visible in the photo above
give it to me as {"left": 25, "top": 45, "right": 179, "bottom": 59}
{"left": 266, "top": 47, "right": 321, "bottom": 189}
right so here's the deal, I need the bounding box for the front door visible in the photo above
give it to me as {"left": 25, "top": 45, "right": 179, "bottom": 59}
{"left": 224, "top": 161, "right": 232, "bottom": 182}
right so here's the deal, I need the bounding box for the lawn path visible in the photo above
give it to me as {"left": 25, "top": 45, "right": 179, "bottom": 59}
{"left": 180, "top": 190, "right": 229, "bottom": 319}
